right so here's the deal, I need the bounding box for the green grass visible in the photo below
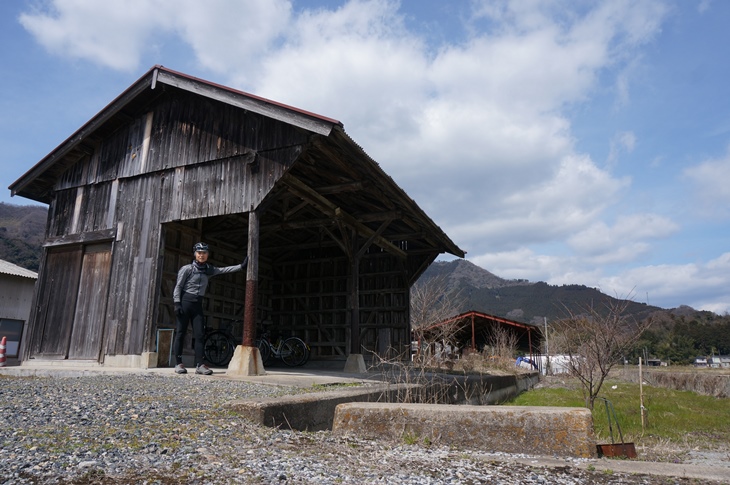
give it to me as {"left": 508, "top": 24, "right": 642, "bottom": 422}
{"left": 508, "top": 377, "right": 730, "bottom": 460}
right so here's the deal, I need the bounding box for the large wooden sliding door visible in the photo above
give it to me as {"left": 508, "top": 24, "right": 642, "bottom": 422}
{"left": 30, "top": 243, "right": 112, "bottom": 361}
{"left": 68, "top": 244, "right": 113, "bottom": 359}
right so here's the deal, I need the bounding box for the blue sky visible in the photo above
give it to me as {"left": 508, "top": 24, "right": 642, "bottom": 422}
{"left": 2, "top": 0, "right": 729, "bottom": 314}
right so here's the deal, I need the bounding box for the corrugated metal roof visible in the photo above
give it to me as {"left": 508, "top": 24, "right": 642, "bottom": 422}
{"left": 0, "top": 259, "right": 38, "bottom": 279}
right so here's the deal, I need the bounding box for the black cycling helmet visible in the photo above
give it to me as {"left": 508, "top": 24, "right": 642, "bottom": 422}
{"left": 193, "top": 242, "right": 209, "bottom": 253}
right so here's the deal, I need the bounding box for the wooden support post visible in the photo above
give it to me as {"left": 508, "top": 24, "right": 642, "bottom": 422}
{"left": 349, "top": 229, "right": 360, "bottom": 355}
{"left": 343, "top": 226, "right": 366, "bottom": 373}
{"left": 243, "top": 209, "right": 259, "bottom": 347}
{"left": 228, "top": 209, "right": 264, "bottom": 377}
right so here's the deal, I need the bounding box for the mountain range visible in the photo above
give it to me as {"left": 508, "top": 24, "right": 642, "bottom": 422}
{"left": 418, "top": 259, "right": 674, "bottom": 325}
{"left": 0, "top": 202, "right": 46, "bottom": 271}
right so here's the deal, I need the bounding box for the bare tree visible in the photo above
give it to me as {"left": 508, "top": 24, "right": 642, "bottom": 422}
{"left": 484, "top": 324, "right": 520, "bottom": 361}
{"left": 410, "top": 274, "right": 464, "bottom": 364}
{"left": 551, "top": 297, "right": 653, "bottom": 409}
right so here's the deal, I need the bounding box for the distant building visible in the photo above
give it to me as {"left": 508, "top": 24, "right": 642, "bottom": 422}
{"left": 708, "top": 355, "right": 730, "bottom": 368}
{"left": 0, "top": 259, "right": 38, "bottom": 365}
{"left": 694, "top": 357, "right": 708, "bottom": 367}
{"left": 418, "top": 310, "right": 540, "bottom": 355}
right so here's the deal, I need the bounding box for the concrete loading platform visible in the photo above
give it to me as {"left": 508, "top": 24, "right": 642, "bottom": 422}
{"left": 332, "top": 402, "right": 596, "bottom": 458}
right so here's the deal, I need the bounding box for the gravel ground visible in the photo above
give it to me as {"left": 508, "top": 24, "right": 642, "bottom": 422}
{"left": 0, "top": 374, "right": 723, "bottom": 484}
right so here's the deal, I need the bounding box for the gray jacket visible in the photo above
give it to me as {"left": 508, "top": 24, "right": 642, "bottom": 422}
{"left": 173, "top": 262, "right": 244, "bottom": 302}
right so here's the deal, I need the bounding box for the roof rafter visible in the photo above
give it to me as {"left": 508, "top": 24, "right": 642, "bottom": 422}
{"left": 281, "top": 173, "right": 407, "bottom": 259}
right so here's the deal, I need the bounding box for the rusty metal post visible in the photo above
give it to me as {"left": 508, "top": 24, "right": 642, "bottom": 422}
{"left": 243, "top": 209, "right": 259, "bottom": 347}
{"left": 471, "top": 313, "right": 476, "bottom": 352}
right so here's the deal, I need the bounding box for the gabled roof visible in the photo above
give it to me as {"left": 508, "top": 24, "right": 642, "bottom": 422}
{"left": 425, "top": 310, "right": 539, "bottom": 332}
{"left": 0, "top": 259, "right": 38, "bottom": 279}
{"left": 9, "top": 65, "right": 342, "bottom": 202}
{"left": 9, "top": 65, "right": 465, "bottom": 260}
{"left": 421, "top": 310, "right": 539, "bottom": 352}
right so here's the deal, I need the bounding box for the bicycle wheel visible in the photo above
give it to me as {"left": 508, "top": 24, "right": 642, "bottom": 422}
{"left": 255, "top": 338, "right": 271, "bottom": 365}
{"left": 204, "top": 331, "right": 234, "bottom": 366}
{"left": 281, "top": 337, "right": 308, "bottom": 366}
{"left": 294, "top": 337, "right": 310, "bottom": 366}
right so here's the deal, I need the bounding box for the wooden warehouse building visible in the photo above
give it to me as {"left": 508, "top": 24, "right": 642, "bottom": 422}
{"left": 10, "top": 66, "right": 465, "bottom": 369}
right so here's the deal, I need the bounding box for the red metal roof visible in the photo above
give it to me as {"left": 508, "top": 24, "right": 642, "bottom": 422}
{"left": 152, "top": 65, "right": 343, "bottom": 126}
{"left": 425, "top": 310, "right": 539, "bottom": 332}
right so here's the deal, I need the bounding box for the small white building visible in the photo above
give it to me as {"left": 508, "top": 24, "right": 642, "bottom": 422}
{"left": 535, "top": 354, "right": 573, "bottom": 375}
{"left": 708, "top": 355, "right": 730, "bottom": 368}
{"left": 0, "top": 259, "right": 38, "bottom": 365}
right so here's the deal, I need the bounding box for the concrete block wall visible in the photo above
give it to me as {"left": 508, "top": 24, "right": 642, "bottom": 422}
{"left": 332, "top": 403, "right": 597, "bottom": 458}
{"left": 225, "top": 384, "right": 419, "bottom": 431}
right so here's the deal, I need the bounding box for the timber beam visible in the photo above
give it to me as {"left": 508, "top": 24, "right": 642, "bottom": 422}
{"left": 281, "top": 174, "right": 407, "bottom": 259}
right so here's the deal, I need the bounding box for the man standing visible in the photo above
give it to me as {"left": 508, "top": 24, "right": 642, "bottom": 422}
{"left": 172, "top": 242, "right": 247, "bottom": 375}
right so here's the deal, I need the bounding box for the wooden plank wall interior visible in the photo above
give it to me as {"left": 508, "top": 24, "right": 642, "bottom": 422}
{"left": 158, "top": 224, "right": 411, "bottom": 361}
{"left": 159, "top": 221, "right": 248, "bottom": 356}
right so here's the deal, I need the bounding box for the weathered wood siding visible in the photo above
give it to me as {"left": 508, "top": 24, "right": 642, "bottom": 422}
{"left": 30, "top": 89, "right": 307, "bottom": 360}
{"left": 103, "top": 175, "right": 163, "bottom": 356}
{"left": 68, "top": 243, "right": 112, "bottom": 359}
{"left": 29, "top": 246, "right": 83, "bottom": 357}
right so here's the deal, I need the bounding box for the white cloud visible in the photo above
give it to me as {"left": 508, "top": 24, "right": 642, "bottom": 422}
{"left": 567, "top": 213, "right": 678, "bottom": 262}
{"left": 698, "top": 0, "right": 713, "bottom": 14}
{"left": 250, "top": 0, "right": 428, "bottom": 140}
{"left": 18, "top": 0, "right": 291, "bottom": 73}
{"left": 597, "top": 253, "right": 730, "bottom": 313}
{"left": 471, "top": 248, "right": 567, "bottom": 283}
{"left": 607, "top": 131, "right": 636, "bottom": 167}
{"left": 19, "top": 0, "right": 164, "bottom": 71}
{"left": 683, "top": 145, "right": 730, "bottom": 218}
{"left": 446, "top": 153, "right": 631, "bottom": 253}
{"left": 172, "top": 0, "right": 292, "bottom": 77}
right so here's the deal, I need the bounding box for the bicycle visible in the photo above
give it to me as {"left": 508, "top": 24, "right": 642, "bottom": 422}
{"left": 203, "top": 324, "right": 238, "bottom": 367}
{"left": 255, "top": 331, "right": 310, "bottom": 366}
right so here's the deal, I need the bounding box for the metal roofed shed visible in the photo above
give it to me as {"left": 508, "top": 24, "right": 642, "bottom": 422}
{"left": 0, "top": 259, "right": 38, "bottom": 280}
{"left": 419, "top": 310, "right": 541, "bottom": 358}
{"left": 9, "top": 65, "right": 465, "bottom": 370}
{"left": 0, "top": 259, "right": 38, "bottom": 364}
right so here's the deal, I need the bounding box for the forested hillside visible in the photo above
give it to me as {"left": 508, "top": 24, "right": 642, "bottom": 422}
{"left": 0, "top": 202, "right": 47, "bottom": 271}
{"left": 419, "top": 259, "right": 661, "bottom": 324}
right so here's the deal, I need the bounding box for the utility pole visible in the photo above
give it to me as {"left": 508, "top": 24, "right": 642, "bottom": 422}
{"left": 639, "top": 357, "right": 647, "bottom": 432}
{"left": 544, "top": 316, "right": 550, "bottom": 376}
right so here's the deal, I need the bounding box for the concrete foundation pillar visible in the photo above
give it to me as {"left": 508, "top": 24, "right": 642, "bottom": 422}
{"left": 227, "top": 345, "right": 265, "bottom": 376}
{"left": 343, "top": 353, "right": 366, "bottom": 373}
